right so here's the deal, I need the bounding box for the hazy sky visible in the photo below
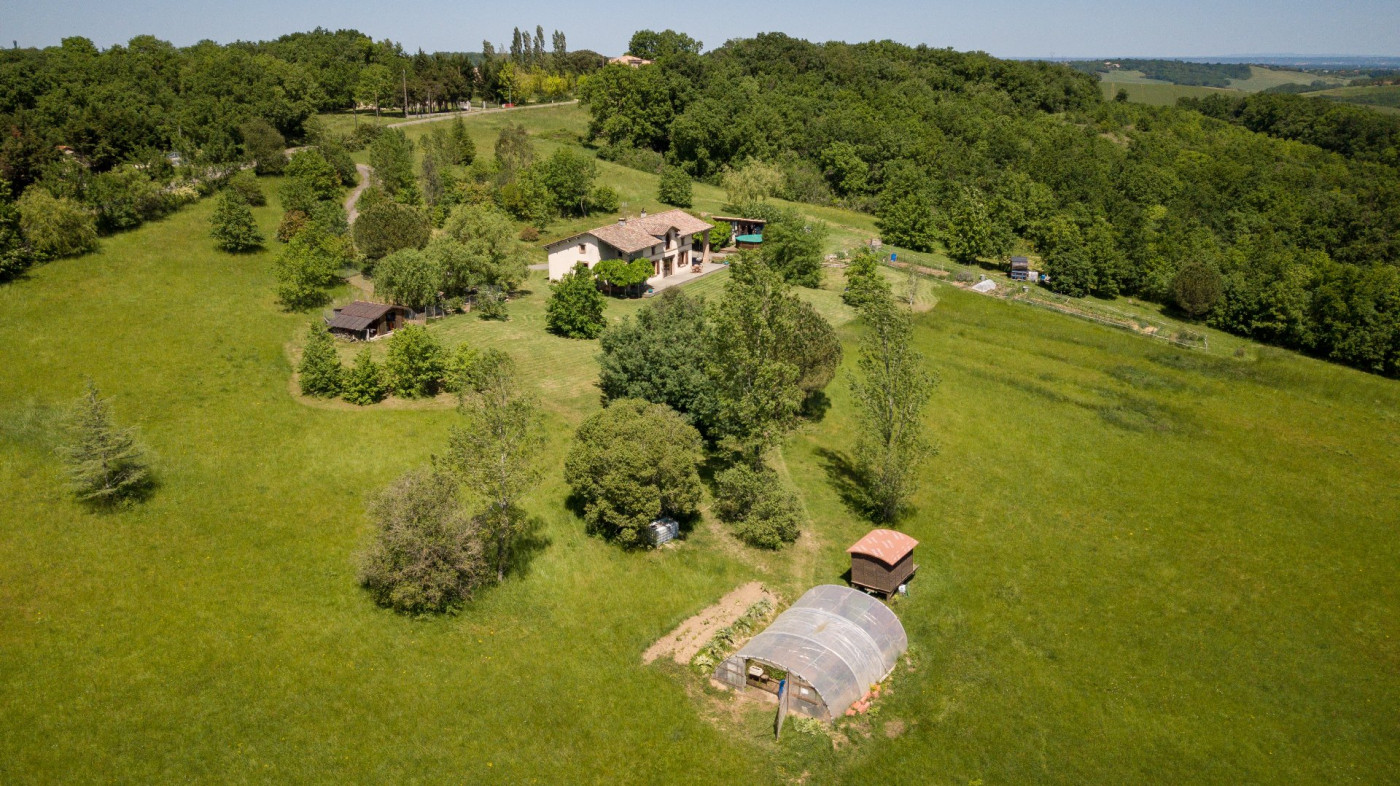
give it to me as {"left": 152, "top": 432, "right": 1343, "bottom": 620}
{"left": 3, "top": 0, "right": 1396, "bottom": 57}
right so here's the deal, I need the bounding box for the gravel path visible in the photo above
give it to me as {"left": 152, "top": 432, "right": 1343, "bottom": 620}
{"left": 386, "top": 100, "right": 578, "bottom": 128}
{"left": 344, "top": 163, "right": 372, "bottom": 224}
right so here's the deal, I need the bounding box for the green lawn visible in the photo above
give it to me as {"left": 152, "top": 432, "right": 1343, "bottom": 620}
{"left": 2, "top": 112, "right": 1399, "bottom": 783}
{"left": 1312, "top": 84, "right": 1400, "bottom": 115}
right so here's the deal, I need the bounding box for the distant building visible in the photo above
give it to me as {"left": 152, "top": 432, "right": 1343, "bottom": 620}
{"left": 608, "top": 54, "right": 653, "bottom": 68}
{"left": 543, "top": 209, "right": 713, "bottom": 285}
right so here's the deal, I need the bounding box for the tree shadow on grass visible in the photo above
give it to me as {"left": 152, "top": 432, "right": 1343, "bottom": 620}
{"left": 815, "top": 447, "right": 873, "bottom": 520}
{"left": 507, "top": 514, "right": 551, "bottom": 580}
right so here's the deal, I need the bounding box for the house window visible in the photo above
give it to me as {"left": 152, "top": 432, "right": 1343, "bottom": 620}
{"left": 578, "top": 243, "right": 586, "bottom": 254}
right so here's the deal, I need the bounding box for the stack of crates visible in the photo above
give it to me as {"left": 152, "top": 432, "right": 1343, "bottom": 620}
{"left": 648, "top": 517, "right": 679, "bottom": 546}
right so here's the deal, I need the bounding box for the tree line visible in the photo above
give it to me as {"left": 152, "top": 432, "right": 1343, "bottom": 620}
{"left": 579, "top": 32, "right": 1400, "bottom": 377}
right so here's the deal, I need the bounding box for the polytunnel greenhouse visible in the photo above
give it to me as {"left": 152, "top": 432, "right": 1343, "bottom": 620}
{"left": 712, "top": 585, "right": 907, "bottom": 721}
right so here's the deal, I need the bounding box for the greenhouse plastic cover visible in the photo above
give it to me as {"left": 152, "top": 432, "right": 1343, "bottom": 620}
{"left": 734, "top": 585, "right": 907, "bottom": 715}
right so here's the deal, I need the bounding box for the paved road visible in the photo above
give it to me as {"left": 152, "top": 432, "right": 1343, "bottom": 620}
{"left": 385, "top": 100, "right": 578, "bottom": 129}
{"left": 345, "top": 163, "right": 373, "bottom": 224}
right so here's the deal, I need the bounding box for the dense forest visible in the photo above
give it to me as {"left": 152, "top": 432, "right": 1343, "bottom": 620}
{"left": 0, "top": 27, "right": 601, "bottom": 187}
{"left": 581, "top": 34, "right": 1400, "bottom": 376}
{"left": 1068, "top": 59, "right": 1252, "bottom": 87}
{"left": 1179, "top": 91, "right": 1400, "bottom": 164}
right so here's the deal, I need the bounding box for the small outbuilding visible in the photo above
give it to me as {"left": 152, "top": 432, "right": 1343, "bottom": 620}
{"left": 712, "top": 216, "right": 767, "bottom": 248}
{"left": 327, "top": 301, "right": 413, "bottom": 341}
{"left": 1009, "top": 256, "right": 1031, "bottom": 281}
{"left": 712, "top": 585, "right": 908, "bottom": 722}
{"left": 847, "top": 529, "right": 919, "bottom": 597}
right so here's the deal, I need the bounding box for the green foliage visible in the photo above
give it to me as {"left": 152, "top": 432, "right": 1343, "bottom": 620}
{"left": 493, "top": 123, "right": 535, "bottom": 182}
{"left": 449, "top": 117, "right": 477, "bottom": 165}
{"left": 712, "top": 463, "right": 802, "bottom": 549}
{"left": 763, "top": 213, "right": 828, "bottom": 288}
{"left": 0, "top": 181, "right": 30, "bottom": 280}
{"left": 240, "top": 118, "right": 287, "bottom": 175}
{"left": 498, "top": 170, "right": 555, "bottom": 227}
{"left": 534, "top": 147, "right": 598, "bottom": 217}
{"left": 88, "top": 166, "right": 170, "bottom": 234}
{"left": 707, "top": 257, "right": 841, "bottom": 461}
{"left": 58, "top": 381, "right": 153, "bottom": 507}
{"left": 590, "top": 185, "right": 621, "bottom": 214}
{"left": 446, "top": 358, "right": 545, "bottom": 581}
{"left": 657, "top": 166, "right": 693, "bottom": 207}
{"left": 721, "top": 160, "right": 784, "bottom": 208}
{"left": 276, "top": 210, "right": 309, "bottom": 243}
{"left": 342, "top": 347, "right": 386, "bottom": 405}
{"left": 941, "top": 187, "right": 1011, "bottom": 264}
{"left": 598, "top": 290, "right": 718, "bottom": 432}
{"left": 820, "top": 142, "right": 870, "bottom": 196}
{"left": 17, "top": 187, "right": 97, "bottom": 260}
{"left": 318, "top": 138, "right": 359, "bottom": 187}
{"left": 353, "top": 202, "right": 431, "bottom": 262}
{"left": 358, "top": 466, "right": 489, "bottom": 614}
{"left": 209, "top": 191, "right": 263, "bottom": 253}
{"left": 475, "top": 286, "right": 509, "bottom": 320}
{"left": 564, "top": 399, "right": 704, "bottom": 548}
{"left": 227, "top": 170, "right": 266, "bottom": 206}
{"left": 285, "top": 149, "right": 342, "bottom": 203}
{"left": 274, "top": 227, "right": 346, "bottom": 310}
{"left": 546, "top": 263, "right": 607, "bottom": 339}
{"left": 442, "top": 204, "right": 531, "bottom": 291}
{"left": 369, "top": 129, "right": 417, "bottom": 199}
{"left": 374, "top": 248, "right": 443, "bottom": 311}
{"left": 383, "top": 325, "right": 446, "bottom": 398}
{"left": 842, "top": 252, "right": 892, "bottom": 309}
{"left": 877, "top": 191, "right": 938, "bottom": 252}
{"left": 627, "top": 29, "right": 703, "bottom": 59}
{"left": 593, "top": 257, "right": 653, "bottom": 295}
{"left": 1173, "top": 261, "right": 1224, "bottom": 318}
{"left": 849, "top": 296, "right": 937, "bottom": 522}
{"left": 297, "top": 322, "right": 343, "bottom": 397}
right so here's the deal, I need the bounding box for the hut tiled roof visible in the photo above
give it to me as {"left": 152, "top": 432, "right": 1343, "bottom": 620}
{"left": 632, "top": 209, "right": 713, "bottom": 237}
{"left": 846, "top": 529, "right": 918, "bottom": 566}
{"left": 328, "top": 301, "right": 393, "bottom": 332}
{"left": 555, "top": 210, "right": 715, "bottom": 256}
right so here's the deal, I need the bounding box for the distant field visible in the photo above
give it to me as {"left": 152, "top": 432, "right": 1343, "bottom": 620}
{"left": 1099, "top": 81, "right": 1233, "bottom": 105}
{"left": 1312, "top": 84, "right": 1400, "bottom": 115}
{"left": 1226, "top": 64, "right": 1348, "bottom": 92}
{"left": 1100, "top": 65, "right": 1352, "bottom": 106}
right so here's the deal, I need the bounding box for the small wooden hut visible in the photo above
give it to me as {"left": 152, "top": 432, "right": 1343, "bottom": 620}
{"left": 1009, "top": 256, "right": 1031, "bottom": 281}
{"left": 847, "top": 529, "right": 919, "bottom": 597}
{"left": 327, "top": 301, "right": 413, "bottom": 341}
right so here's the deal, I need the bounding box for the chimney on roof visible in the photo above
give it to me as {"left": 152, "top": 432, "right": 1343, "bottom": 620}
{"left": 640, "top": 209, "right": 647, "bottom": 218}
{"left": 618, "top": 216, "right": 626, "bottom": 226}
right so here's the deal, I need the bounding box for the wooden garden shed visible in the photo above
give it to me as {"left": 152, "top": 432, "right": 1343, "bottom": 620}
{"left": 327, "top": 301, "right": 412, "bottom": 341}
{"left": 847, "top": 529, "right": 919, "bottom": 597}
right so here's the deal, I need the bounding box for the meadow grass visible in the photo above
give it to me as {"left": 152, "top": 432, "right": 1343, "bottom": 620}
{"left": 1312, "top": 84, "right": 1400, "bottom": 115}
{"left": 2, "top": 110, "right": 1399, "bottom": 783}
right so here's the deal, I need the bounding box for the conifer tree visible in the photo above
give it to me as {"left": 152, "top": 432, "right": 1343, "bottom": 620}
{"left": 210, "top": 190, "right": 264, "bottom": 252}
{"left": 58, "top": 381, "right": 153, "bottom": 506}
{"left": 298, "top": 323, "right": 343, "bottom": 397}
{"left": 343, "top": 347, "right": 387, "bottom": 405}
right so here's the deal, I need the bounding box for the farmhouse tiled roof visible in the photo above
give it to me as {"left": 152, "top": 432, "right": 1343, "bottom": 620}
{"left": 328, "top": 301, "right": 393, "bottom": 331}
{"left": 559, "top": 210, "right": 715, "bottom": 256}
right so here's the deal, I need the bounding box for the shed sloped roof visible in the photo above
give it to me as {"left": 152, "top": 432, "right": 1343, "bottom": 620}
{"left": 328, "top": 301, "right": 394, "bottom": 331}
{"left": 846, "top": 529, "right": 918, "bottom": 565}
{"left": 734, "top": 585, "right": 906, "bottom": 716}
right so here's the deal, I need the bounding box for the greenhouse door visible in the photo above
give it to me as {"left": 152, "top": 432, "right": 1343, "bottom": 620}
{"left": 775, "top": 678, "right": 789, "bottom": 739}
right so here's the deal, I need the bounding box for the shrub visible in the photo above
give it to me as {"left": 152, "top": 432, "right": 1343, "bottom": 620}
{"left": 277, "top": 210, "right": 310, "bottom": 242}
{"left": 445, "top": 346, "right": 512, "bottom": 395}
{"left": 564, "top": 399, "right": 704, "bottom": 548}
{"left": 298, "top": 323, "right": 343, "bottom": 397}
{"left": 1173, "top": 261, "right": 1223, "bottom": 318}
{"left": 383, "top": 325, "right": 445, "bottom": 398}
{"left": 589, "top": 185, "right": 620, "bottom": 214}
{"left": 274, "top": 227, "right": 347, "bottom": 310}
{"left": 240, "top": 118, "right": 286, "bottom": 175}
{"left": 319, "top": 138, "right": 359, "bottom": 187}
{"left": 228, "top": 169, "right": 266, "bottom": 206}
{"left": 658, "top": 166, "right": 693, "bottom": 208}
{"left": 518, "top": 226, "right": 540, "bottom": 242}
{"left": 58, "top": 381, "right": 153, "bottom": 507}
{"left": 842, "top": 251, "right": 892, "bottom": 308}
{"left": 284, "top": 150, "right": 342, "bottom": 203}
{"left": 343, "top": 347, "right": 387, "bottom": 405}
{"left": 358, "top": 466, "right": 489, "bottom": 614}
{"left": 475, "top": 286, "right": 509, "bottom": 320}
{"left": 546, "top": 263, "right": 606, "bottom": 339}
{"left": 353, "top": 201, "right": 431, "bottom": 261}
{"left": 18, "top": 187, "right": 97, "bottom": 260}
{"left": 209, "top": 191, "right": 263, "bottom": 253}
{"left": 89, "top": 166, "right": 169, "bottom": 233}
{"left": 713, "top": 464, "right": 802, "bottom": 549}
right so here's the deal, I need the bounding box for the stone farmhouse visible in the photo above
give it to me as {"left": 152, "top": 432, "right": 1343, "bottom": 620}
{"left": 544, "top": 209, "right": 714, "bottom": 285}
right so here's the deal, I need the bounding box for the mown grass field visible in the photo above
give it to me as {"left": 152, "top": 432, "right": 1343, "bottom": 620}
{"left": 1313, "top": 84, "right": 1400, "bottom": 115}
{"left": 2, "top": 106, "right": 1399, "bottom": 783}
{"left": 1098, "top": 65, "right": 1351, "bottom": 106}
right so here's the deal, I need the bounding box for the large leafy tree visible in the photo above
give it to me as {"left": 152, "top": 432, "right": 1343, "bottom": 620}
{"left": 447, "top": 356, "right": 545, "bottom": 581}
{"left": 358, "top": 466, "right": 489, "bottom": 614}
{"left": 707, "top": 256, "right": 840, "bottom": 463}
{"left": 353, "top": 201, "right": 431, "bottom": 263}
{"left": 546, "top": 263, "right": 606, "bottom": 338}
{"left": 274, "top": 226, "right": 346, "bottom": 309}
{"left": 369, "top": 129, "right": 418, "bottom": 200}
{"left": 240, "top": 118, "right": 286, "bottom": 175}
{"left": 374, "top": 248, "right": 444, "bottom": 310}
{"left": 598, "top": 290, "right": 718, "bottom": 431}
{"left": 763, "top": 213, "right": 828, "bottom": 288}
{"left": 877, "top": 191, "right": 938, "bottom": 252}
{"left": 564, "top": 399, "right": 704, "bottom": 548}
{"left": 383, "top": 325, "right": 445, "bottom": 398}
{"left": 17, "top": 187, "right": 97, "bottom": 260}
{"left": 58, "top": 381, "right": 153, "bottom": 507}
{"left": 534, "top": 147, "right": 598, "bottom": 217}
{"left": 849, "top": 295, "right": 937, "bottom": 522}
{"left": 442, "top": 204, "right": 531, "bottom": 290}
{"left": 657, "top": 166, "right": 693, "bottom": 208}
{"left": 941, "top": 187, "right": 1011, "bottom": 263}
